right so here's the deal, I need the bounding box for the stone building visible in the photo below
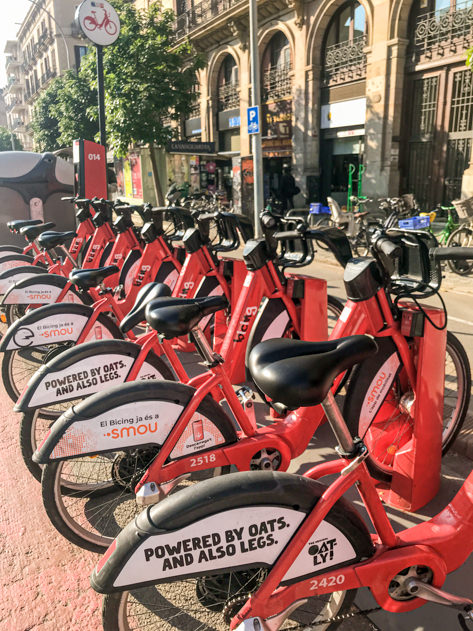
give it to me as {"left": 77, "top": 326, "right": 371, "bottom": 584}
{"left": 158, "top": 0, "right": 473, "bottom": 209}
{"left": 3, "top": 0, "right": 86, "bottom": 151}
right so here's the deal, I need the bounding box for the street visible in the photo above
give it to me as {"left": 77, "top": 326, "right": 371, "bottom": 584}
{"left": 0, "top": 259, "right": 473, "bottom": 631}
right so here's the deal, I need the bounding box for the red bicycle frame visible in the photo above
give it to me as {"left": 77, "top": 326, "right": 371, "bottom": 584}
{"left": 135, "top": 282, "right": 441, "bottom": 514}
{"left": 230, "top": 391, "right": 469, "bottom": 629}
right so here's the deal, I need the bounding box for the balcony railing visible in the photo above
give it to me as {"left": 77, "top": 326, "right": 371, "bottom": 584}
{"left": 174, "top": 0, "right": 242, "bottom": 38}
{"left": 189, "top": 99, "right": 201, "bottom": 118}
{"left": 218, "top": 82, "right": 240, "bottom": 110}
{"left": 412, "top": 1, "right": 473, "bottom": 64}
{"left": 263, "top": 64, "right": 292, "bottom": 101}
{"left": 323, "top": 35, "right": 367, "bottom": 86}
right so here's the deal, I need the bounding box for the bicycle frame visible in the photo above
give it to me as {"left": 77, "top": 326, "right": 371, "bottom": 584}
{"left": 231, "top": 419, "right": 473, "bottom": 629}
{"left": 134, "top": 276, "right": 443, "bottom": 515}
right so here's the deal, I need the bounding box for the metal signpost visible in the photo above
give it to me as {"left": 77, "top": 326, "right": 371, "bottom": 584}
{"left": 75, "top": 0, "right": 121, "bottom": 148}
{"left": 249, "top": 0, "right": 264, "bottom": 237}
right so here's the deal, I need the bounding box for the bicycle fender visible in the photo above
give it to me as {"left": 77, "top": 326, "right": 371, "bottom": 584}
{"left": 34, "top": 380, "right": 237, "bottom": 463}
{"left": 1, "top": 273, "right": 84, "bottom": 306}
{"left": 15, "top": 339, "right": 172, "bottom": 412}
{"left": 90, "top": 471, "right": 373, "bottom": 594}
{"left": 0, "top": 303, "right": 114, "bottom": 352}
{"left": 245, "top": 297, "right": 291, "bottom": 369}
{"left": 0, "top": 246, "right": 25, "bottom": 256}
{"left": 0, "top": 265, "right": 45, "bottom": 295}
{"left": 0, "top": 253, "right": 37, "bottom": 274}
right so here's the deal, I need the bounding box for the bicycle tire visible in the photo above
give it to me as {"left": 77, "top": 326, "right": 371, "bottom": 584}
{"left": 343, "top": 332, "right": 471, "bottom": 481}
{"left": 40, "top": 392, "right": 235, "bottom": 552}
{"left": 446, "top": 226, "right": 473, "bottom": 275}
{"left": 1, "top": 312, "right": 122, "bottom": 406}
{"left": 100, "top": 470, "right": 374, "bottom": 631}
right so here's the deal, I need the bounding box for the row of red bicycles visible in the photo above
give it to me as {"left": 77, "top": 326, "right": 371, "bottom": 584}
{"left": 2, "top": 195, "right": 473, "bottom": 630}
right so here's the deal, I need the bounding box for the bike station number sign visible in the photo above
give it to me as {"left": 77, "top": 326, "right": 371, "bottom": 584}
{"left": 76, "top": 0, "right": 121, "bottom": 46}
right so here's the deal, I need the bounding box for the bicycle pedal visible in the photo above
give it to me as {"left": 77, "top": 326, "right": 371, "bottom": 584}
{"left": 405, "top": 578, "right": 473, "bottom": 611}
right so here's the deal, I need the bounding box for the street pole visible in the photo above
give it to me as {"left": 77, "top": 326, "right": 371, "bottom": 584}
{"left": 249, "top": 0, "right": 264, "bottom": 237}
{"left": 96, "top": 45, "right": 107, "bottom": 148}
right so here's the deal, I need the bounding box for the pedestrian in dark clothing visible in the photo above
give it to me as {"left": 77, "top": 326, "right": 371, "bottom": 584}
{"left": 278, "top": 166, "right": 300, "bottom": 211}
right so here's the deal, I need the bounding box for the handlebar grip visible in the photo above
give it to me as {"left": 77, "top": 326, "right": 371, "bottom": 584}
{"left": 375, "top": 237, "right": 402, "bottom": 259}
{"left": 74, "top": 198, "right": 91, "bottom": 205}
{"left": 61, "top": 196, "right": 76, "bottom": 202}
{"left": 430, "top": 247, "right": 473, "bottom": 261}
{"left": 273, "top": 230, "right": 303, "bottom": 240}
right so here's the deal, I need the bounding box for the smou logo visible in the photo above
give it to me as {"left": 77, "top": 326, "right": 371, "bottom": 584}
{"left": 106, "top": 422, "right": 159, "bottom": 440}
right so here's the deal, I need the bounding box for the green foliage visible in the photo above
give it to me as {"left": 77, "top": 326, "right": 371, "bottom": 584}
{"left": 31, "top": 70, "right": 97, "bottom": 152}
{"left": 0, "top": 127, "right": 23, "bottom": 151}
{"left": 31, "top": 1, "right": 204, "bottom": 156}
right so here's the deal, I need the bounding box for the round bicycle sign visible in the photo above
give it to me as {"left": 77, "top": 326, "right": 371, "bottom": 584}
{"left": 76, "top": 0, "right": 120, "bottom": 46}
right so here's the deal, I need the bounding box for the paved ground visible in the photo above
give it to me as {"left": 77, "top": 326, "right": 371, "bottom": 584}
{"left": 1, "top": 254, "right": 473, "bottom": 631}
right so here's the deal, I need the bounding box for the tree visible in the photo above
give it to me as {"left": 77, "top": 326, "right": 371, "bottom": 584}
{"left": 31, "top": 70, "right": 97, "bottom": 152}
{"left": 79, "top": 0, "right": 204, "bottom": 203}
{"left": 0, "top": 127, "right": 23, "bottom": 151}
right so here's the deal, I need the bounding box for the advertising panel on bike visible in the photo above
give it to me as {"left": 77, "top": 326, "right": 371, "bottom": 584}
{"left": 75, "top": 0, "right": 121, "bottom": 46}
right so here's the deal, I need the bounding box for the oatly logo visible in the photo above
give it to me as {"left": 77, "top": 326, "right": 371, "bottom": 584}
{"left": 309, "top": 538, "right": 337, "bottom": 566}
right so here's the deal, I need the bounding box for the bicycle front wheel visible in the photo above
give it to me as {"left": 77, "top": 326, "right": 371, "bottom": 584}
{"left": 343, "top": 332, "right": 471, "bottom": 481}
{"left": 102, "top": 582, "right": 355, "bottom": 631}
{"left": 446, "top": 226, "right": 473, "bottom": 275}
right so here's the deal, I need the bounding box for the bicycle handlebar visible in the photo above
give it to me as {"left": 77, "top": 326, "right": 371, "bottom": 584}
{"left": 373, "top": 236, "right": 402, "bottom": 260}
{"left": 430, "top": 247, "right": 473, "bottom": 261}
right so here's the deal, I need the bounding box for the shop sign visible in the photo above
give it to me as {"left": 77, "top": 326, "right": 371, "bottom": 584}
{"left": 229, "top": 116, "right": 241, "bottom": 128}
{"left": 167, "top": 141, "right": 216, "bottom": 155}
{"left": 263, "top": 100, "right": 292, "bottom": 139}
{"left": 321, "top": 98, "right": 366, "bottom": 130}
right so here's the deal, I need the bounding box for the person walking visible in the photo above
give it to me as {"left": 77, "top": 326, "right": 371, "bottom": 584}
{"left": 278, "top": 165, "right": 300, "bottom": 211}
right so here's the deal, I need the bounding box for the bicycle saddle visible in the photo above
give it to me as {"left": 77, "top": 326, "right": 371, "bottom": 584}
{"left": 145, "top": 295, "right": 228, "bottom": 338}
{"left": 69, "top": 265, "right": 119, "bottom": 290}
{"left": 37, "top": 231, "right": 77, "bottom": 250}
{"left": 120, "top": 282, "right": 172, "bottom": 333}
{"left": 8, "top": 219, "right": 42, "bottom": 233}
{"left": 248, "top": 335, "right": 378, "bottom": 408}
{"left": 19, "top": 222, "right": 56, "bottom": 241}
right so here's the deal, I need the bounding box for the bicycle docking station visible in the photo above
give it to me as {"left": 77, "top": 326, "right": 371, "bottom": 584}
{"left": 377, "top": 306, "right": 446, "bottom": 512}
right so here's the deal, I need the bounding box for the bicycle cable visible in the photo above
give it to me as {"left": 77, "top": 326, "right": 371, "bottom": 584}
{"left": 393, "top": 287, "right": 448, "bottom": 331}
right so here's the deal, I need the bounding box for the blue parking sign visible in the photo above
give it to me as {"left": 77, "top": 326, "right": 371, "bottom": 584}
{"left": 247, "top": 106, "right": 260, "bottom": 134}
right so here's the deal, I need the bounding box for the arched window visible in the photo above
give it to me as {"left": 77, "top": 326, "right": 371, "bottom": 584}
{"left": 323, "top": 1, "right": 367, "bottom": 86}
{"left": 217, "top": 55, "right": 239, "bottom": 111}
{"left": 262, "top": 32, "right": 292, "bottom": 101}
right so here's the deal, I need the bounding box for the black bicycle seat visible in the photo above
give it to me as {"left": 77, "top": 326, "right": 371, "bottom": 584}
{"left": 248, "top": 336, "right": 378, "bottom": 408}
{"left": 120, "top": 282, "right": 172, "bottom": 333}
{"left": 145, "top": 295, "right": 228, "bottom": 338}
{"left": 19, "top": 222, "right": 56, "bottom": 241}
{"left": 37, "top": 231, "right": 77, "bottom": 250}
{"left": 8, "top": 219, "right": 42, "bottom": 233}
{"left": 69, "top": 265, "right": 119, "bottom": 290}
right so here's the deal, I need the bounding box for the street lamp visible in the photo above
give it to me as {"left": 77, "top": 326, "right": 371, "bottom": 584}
{"left": 249, "top": 0, "right": 264, "bottom": 237}
{"left": 25, "top": 0, "right": 71, "bottom": 69}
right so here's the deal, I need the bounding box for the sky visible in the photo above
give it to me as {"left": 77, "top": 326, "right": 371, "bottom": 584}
{"left": 1, "top": 1, "right": 35, "bottom": 87}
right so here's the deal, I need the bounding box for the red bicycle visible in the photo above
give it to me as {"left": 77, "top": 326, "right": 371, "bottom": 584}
{"left": 83, "top": 9, "right": 118, "bottom": 36}
{"left": 91, "top": 321, "right": 473, "bottom": 631}
{"left": 32, "top": 231, "right": 470, "bottom": 552}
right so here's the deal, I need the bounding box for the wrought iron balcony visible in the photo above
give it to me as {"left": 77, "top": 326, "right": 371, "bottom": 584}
{"left": 263, "top": 63, "right": 292, "bottom": 101}
{"left": 412, "top": 1, "right": 473, "bottom": 64}
{"left": 323, "top": 35, "right": 366, "bottom": 86}
{"left": 189, "top": 99, "right": 201, "bottom": 118}
{"left": 174, "top": 0, "right": 241, "bottom": 39}
{"left": 218, "top": 82, "right": 240, "bottom": 111}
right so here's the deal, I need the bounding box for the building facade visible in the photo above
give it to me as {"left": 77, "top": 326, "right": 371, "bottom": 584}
{"left": 3, "top": 0, "right": 86, "bottom": 151}
{"left": 158, "top": 0, "right": 473, "bottom": 209}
